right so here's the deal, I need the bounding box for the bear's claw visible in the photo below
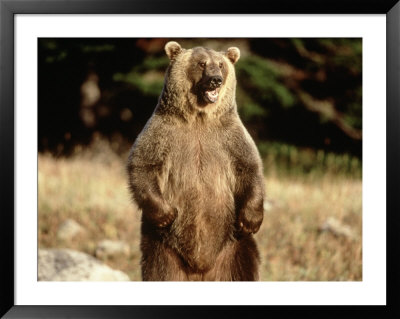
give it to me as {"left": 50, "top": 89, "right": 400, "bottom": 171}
{"left": 237, "top": 209, "right": 263, "bottom": 235}
{"left": 154, "top": 207, "right": 177, "bottom": 228}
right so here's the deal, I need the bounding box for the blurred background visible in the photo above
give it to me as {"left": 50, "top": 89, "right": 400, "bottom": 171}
{"left": 38, "top": 38, "right": 362, "bottom": 281}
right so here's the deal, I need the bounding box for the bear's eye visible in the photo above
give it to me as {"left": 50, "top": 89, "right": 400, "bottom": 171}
{"left": 198, "top": 62, "right": 206, "bottom": 68}
{"left": 219, "top": 62, "right": 223, "bottom": 69}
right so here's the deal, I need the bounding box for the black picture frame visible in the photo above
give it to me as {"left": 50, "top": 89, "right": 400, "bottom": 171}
{"left": 1, "top": 0, "right": 399, "bottom": 318}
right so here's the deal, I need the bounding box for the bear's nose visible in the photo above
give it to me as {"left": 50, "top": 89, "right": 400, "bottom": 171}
{"left": 209, "top": 76, "right": 223, "bottom": 88}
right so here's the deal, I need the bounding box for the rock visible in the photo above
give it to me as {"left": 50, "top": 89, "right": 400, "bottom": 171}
{"left": 95, "top": 240, "right": 130, "bottom": 259}
{"left": 57, "top": 219, "right": 85, "bottom": 241}
{"left": 319, "top": 217, "right": 356, "bottom": 240}
{"left": 38, "top": 248, "right": 130, "bottom": 281}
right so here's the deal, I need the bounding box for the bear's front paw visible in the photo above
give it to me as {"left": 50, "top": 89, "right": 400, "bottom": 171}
{"left": 154, "top": 207, "right": 177, "bottom": 228}
{"left": 237, "top": 208, "right": 263, "bottom": 236}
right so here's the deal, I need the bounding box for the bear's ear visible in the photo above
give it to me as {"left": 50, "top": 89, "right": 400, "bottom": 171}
{"left": 226, "top": 47, "right": 240, "bottom": 64}
{"left": 165, "top": 41, "right": 183, "bottom": 60}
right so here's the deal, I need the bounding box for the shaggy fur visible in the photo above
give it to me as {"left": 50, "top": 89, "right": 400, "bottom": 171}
{"left": 127, "top": 41, "right": 265, "bottom": 281}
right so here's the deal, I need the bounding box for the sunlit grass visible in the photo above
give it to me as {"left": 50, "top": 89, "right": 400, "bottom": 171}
{"left": 38, "top": 146, "right": 142, "bottom": 280}
{"left": 257, "top": 175, "right": 361, "bottom": 281}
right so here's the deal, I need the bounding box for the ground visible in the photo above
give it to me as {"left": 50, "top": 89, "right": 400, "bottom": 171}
{"left": 38, "top": 139, "right": 362, "bottom": 281}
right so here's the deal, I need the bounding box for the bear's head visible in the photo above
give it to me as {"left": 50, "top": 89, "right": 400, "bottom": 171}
{"left": 162, "top": 41, "right": 240, "bottom": 115}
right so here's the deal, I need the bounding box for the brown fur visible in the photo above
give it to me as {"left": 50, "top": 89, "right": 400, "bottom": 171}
{"left": 127, "top": 41, "right": 265, "bottom": 281}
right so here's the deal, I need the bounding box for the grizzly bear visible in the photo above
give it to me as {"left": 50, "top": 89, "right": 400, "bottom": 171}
{"left": 127, "top": 41, "right": 265, "bottom": 281}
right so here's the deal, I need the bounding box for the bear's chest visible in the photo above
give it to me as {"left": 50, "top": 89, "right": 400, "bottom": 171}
{"left": 160, "top": 127, "right": 235, "bottom": 201}
{"left": 175, "top": 131, "right": 229, "bottom": 174}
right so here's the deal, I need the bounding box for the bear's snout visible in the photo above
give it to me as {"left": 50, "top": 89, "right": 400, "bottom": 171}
{"left": 209, "top": 76, "right": 223, "bottom": 89}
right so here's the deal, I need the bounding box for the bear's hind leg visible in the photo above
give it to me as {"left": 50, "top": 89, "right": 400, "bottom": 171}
{"left": 232, "top": 236, "right": 260, "bottom": 281}
{"left": 141, "top": 238, "right": 188, "bottom": 281}
{"left": 204, "top": 236, "right": 260, "bottom": 281}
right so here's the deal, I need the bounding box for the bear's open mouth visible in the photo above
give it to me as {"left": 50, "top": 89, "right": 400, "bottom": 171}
{"left": 204, "top": 88, "right": 220, "bottom": 103}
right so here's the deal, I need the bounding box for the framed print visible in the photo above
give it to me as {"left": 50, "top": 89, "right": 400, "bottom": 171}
{"left": 1, "top": 0, "right": 399, "bottom": 318}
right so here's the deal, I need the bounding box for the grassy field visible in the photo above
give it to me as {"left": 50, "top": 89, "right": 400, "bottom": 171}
{"left": 38, "top": 139, "right": 362, "bottom": 281}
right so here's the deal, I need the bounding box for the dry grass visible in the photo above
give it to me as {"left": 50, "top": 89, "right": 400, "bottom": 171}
{"left": 38, "top": 140, "right": 362, "bottom": 281}
{"left": 257, "top": 175, "right": 361, "bottom": 281}
{"left": 38, "top": 141, "right": 142, "bottom": 280}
